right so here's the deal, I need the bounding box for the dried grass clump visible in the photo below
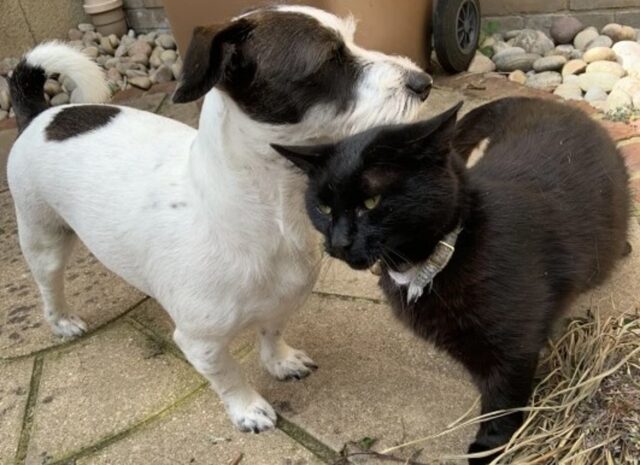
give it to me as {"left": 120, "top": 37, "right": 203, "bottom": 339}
{"left": 378, "top": 312, "right": 640, "bottom": 465}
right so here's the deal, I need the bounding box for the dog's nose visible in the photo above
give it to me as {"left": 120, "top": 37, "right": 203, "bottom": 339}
{"left": 406, "top": 71, "right": 433, "bottom": 101}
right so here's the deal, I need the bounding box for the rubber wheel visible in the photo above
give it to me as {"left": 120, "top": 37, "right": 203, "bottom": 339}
{"left": 433, "top": 0, "right": 481, "bottom": 73}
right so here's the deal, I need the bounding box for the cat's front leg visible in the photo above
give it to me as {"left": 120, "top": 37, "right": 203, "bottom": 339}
{"left": 468, "top": 354, "right": 539, "bottom": 465}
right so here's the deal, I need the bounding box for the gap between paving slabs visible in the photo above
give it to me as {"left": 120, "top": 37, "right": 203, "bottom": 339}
{"left": 7, "top": 294, "right": 344, "bottom": 465}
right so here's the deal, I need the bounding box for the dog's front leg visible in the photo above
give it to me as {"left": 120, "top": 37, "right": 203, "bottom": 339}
{"left": 258, "top": 319, "right": 318, "bottom": 381}
{"left": 173, "top": 328, "right": 277, "bottom": 433}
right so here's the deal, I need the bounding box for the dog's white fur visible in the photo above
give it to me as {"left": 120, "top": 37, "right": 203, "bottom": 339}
{"left": 8, "top": 6, "right": 425, "bottom": 432}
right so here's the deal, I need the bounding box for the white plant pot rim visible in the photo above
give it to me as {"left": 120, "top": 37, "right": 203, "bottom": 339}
{"left": 84, "top": 0, "right": 124, "bottom": 15}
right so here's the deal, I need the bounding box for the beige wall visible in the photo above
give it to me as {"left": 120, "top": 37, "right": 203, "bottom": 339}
{"left": 0, "top": 0, "right": 89, "bottom": 59}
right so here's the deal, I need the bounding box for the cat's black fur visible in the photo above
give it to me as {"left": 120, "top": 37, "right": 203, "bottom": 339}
{"left": 272, "top": 97, "right": 631, "bottom": 464}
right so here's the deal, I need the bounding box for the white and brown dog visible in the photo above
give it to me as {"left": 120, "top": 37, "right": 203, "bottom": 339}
{"left": 7, "top": 5, "right": 431, "bottom": 432}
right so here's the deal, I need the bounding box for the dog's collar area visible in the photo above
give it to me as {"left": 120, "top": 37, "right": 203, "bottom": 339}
{"left": 387, "top": 223, "right": 463, "bottom": 304}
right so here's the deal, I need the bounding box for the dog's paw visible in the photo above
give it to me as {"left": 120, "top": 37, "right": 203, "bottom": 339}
{"left": 228, "top": 395, "right": 277, "bottom": 433}
{"left": 51, "top": 315, "right": 87, "bottom": 338}
{"left": 263, "top": 347, "right": 318, "bottom": 381}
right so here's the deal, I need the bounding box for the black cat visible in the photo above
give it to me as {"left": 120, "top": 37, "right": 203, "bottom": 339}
{"left": 272, "top": 97, "right": 631, "bottom": 464}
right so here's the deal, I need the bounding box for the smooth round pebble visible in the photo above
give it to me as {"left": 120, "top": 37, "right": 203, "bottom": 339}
{"left": 160, "top": 49, "right": 178, "bottom": 65}
{"left": 62, "top": 76, "right": 77, "bottom": 92}
{"left": 574, "top": 27, "right": 599, "bottom": 50}
{"left": 525, "top": 71, "right": 562, "bottom": 90}
{"left": 99, "top": 36, "right": 115, "bottom": 55}
{"left": 550, "top": 16, "right": 584, "bottom": 44}
{"left": 607, "top": 89, "right": 632, "bottom": 110}
{"left": 563, "top": 74, "right": 580, "bottom": 85}
{"left": 468, "top": 53, "right": 496, "bottom": 73}
{"left": 584, "top": 86, "right": 608, "bottom": 102}
{"left": 492, "top": 47, "right": 525, "bottom": 62}
{"left": 151, "top": 65, "right": 174, "bottom": 83}
{"left": 586, "top": 60, "right": 625, "bottom": 78}
{"left": 553, "top": 44, "right": 576, "bottom": 59}
{"left": 171, "top": 59, "right": 183, "bottom": 79}
{"left": 612, "top": 41, "right": 640, "bottom": 72}
{"left": 578, "top": 72, "right": 620, "bottom": 92}
{"left": 562, "top": 59, "right": 587, "bottom": 76}
{"left": 130, "top": 53, "right": 149, "bottom": 66}
{"left": 128, "top": 40, "right": 152, "bottom": 58}
{"left": 512, "top": 29, "right": 554, "bottom": 55}
{"left": 553, "top": 83, "right": 583, "bottom": 100}
{"left": 504, "top": 30, "right": 522, "bottom": 40}
{"left": 602, "top": 23, "right": 637, "bottom": 43}
{"left": 495, "top": 52, "right": 540, "bottom": 72}
{"left": 533, "top": 55, "right": 567, "bottom": 72}
{"left": 78, "top": 23, "right": 95, "bottom": 32}
{"left": 68, "top": 28, "right": 83, "bottom": 41}
{"left": 125, "top": 69, "right": 147, "bottom": 79}
{"left": 51, "top": 92, "right": 70, "bottom": 106}
{"left": 82, "top": 46, "right": 99, "bottom": 59}
{"left": 129, "top": 76, "right": 152, "bottom": 90}
{"left": 612, "top": 76, "right": 640, "bottom": 97}
{"left": 586, "top": 35, "right": 613, "bottom": 50}
{"left": 156, "top": 33, "right": 177, "bottom": 50}
{"left": 43, "top": 79, "right": 61, "bottom": 96}
{"left": 106, "top": 68, "right": 122, "bottom": 82}
{"left": 583, "top": 47, "right": 617, "bottom": 63}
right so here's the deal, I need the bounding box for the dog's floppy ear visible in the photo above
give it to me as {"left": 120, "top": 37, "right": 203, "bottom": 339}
{"left": 173, "top": 19, "right": 254, "bottom": 103}
{"left": 271, "top": 143, "right": 333, "bottom": 175}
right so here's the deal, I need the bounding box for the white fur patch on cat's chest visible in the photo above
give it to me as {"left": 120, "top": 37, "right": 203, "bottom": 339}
{"left": 388, "top": 267, "right": 418, "bottom": 286}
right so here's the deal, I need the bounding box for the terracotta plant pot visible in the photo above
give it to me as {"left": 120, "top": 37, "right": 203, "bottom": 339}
{"left": 83, "top": 0, "right": 128, "bottom": 36}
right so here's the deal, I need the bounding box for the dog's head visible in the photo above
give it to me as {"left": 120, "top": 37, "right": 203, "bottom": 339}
{"left": 173, "top": 5, "right": 432, "bottom": 141}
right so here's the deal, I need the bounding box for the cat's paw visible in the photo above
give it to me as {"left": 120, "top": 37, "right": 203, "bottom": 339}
{"left": 263, "top": 347, "right": 318, "bottom": 381}
{"left": 227, "top": 394, "right": 277, "bottom": 433}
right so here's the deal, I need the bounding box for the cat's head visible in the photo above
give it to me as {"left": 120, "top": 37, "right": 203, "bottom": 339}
{"left": 272, "top": 102, "right": 464, "bottom": 270}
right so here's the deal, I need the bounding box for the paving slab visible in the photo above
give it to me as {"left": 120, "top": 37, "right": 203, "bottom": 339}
{"left": 157, "top": 99, "right": 200, "bottom": 128}
{"left": 244, "top": 293, "right": 479, "bottom": 463}
{"left": 77, "top": 388, "right": 324, "bottom": 465}
{"left": 0, "top": 357, "right": 33, "bottom": 464}
{"left": 0, "top": 128, "right": 17, "bottom": 192}
{"left": 0, "top": 191, "right": 145, "bottom": 360}
{"left": 127, "top": 298, "right": 255, "bottom": 359}
{"left": 25, "top": 321, "right": 203, "bottom": 465}
{"left": 314, "top": 258, "right": 384, "bottom": 301}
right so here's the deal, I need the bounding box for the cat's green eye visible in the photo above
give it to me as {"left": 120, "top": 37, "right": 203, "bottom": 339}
{"left": 363, "top": 195, "right": 381, "bottom": 210}
{"left": 318, "top": 204, "right": 332, "bottom": 215}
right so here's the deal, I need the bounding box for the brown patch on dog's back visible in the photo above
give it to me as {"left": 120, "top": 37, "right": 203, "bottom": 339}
{"left": 46, "top": 105, "right": 121, "bottom": 141}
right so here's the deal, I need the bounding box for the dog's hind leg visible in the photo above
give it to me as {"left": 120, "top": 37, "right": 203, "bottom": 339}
{"left": 258, "top": 318, "right": 318, "bottom": 381}
{"left": 16, "top": 211, "right": 86, "bottom": 337}
{"left": 173, "top": 328, "right": 277, "bottom": 433}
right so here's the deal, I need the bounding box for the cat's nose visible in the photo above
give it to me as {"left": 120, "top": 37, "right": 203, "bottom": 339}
{"left": 405, "top": 71, "right": 433, "bottom": 101}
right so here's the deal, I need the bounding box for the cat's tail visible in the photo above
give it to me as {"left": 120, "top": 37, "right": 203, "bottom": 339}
{"left": 9, "top": 41, "right": 110, "bottom": 132}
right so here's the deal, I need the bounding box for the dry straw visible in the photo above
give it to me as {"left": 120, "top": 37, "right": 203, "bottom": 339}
{"left": 374, "top": 312, "right": 640, "bottom": 465}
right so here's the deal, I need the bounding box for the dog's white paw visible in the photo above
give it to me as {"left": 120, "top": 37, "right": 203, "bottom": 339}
{"left": 228, "top": 394, "right": 277, "bottom": 433}
{"left": 51, "top": 315, "right": 87, "bottom": 338}
{"left": 263, "top": 347, "right": 318, "bottom": 381}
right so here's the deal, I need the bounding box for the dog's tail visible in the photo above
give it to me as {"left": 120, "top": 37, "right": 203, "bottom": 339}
{"left": 10, "top": 41, "right": 111, "bottom": 132}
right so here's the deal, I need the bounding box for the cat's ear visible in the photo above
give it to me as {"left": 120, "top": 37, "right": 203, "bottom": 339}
{"left": 375, "top": 101, "right": 463, "bottom": 160}
{"left": 271, "top": 143, "right": 332, "bottom": 175}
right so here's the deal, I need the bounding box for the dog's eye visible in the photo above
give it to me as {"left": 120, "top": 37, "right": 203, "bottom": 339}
{"left": 317, "top": 204, "right": 332, "bottom": 215}
{"left": 363, "top": 195, "right": 381, "bottom": 210}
